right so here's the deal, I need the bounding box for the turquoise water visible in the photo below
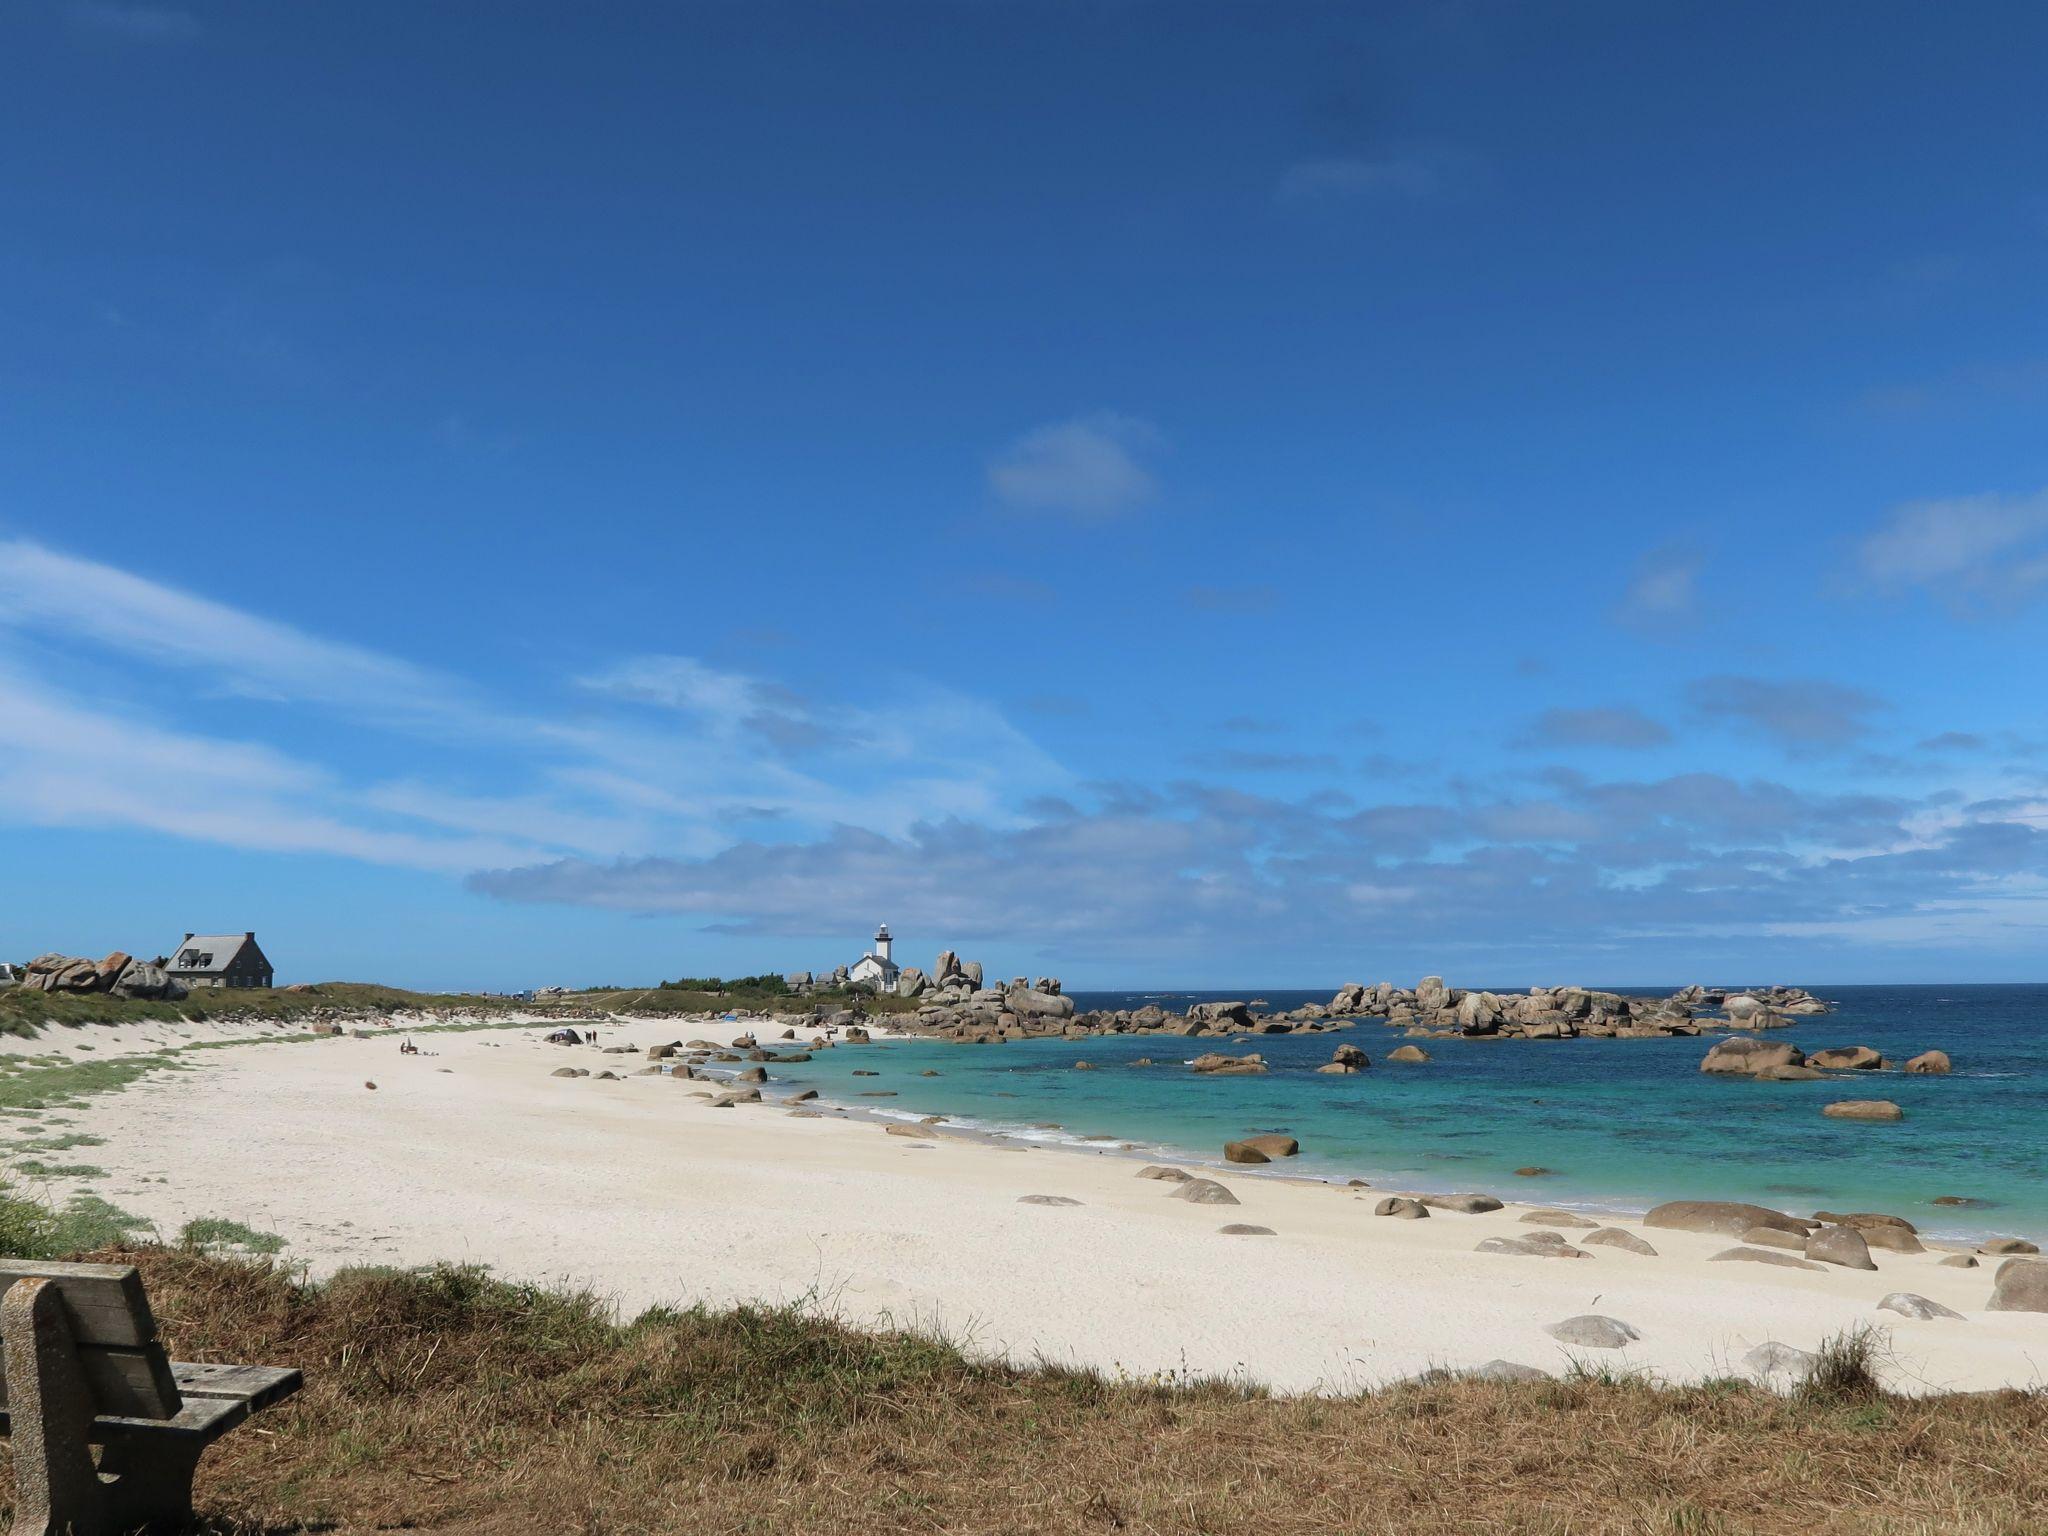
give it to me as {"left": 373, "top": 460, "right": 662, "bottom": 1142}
{"left": 758, "top": 984, "right": 2047, "bottom": 1245}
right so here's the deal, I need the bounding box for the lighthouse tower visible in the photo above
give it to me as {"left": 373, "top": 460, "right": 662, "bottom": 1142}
{"left": 849, "top": 922, "right": 900, "bottom": 991}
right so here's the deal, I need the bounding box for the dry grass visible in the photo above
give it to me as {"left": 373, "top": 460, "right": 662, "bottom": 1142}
{"left": 9, "top": 1246, "right": 2045, "bottom": 1535}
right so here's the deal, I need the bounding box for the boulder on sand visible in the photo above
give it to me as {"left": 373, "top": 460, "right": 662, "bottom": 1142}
{"left": 1544, "top": 1315, "right": 1639, "bottom": 1349}
{"left": 1583, "top": 1227, "right": 1657, "bottom": 1256}
{"left": 1645, "top": 1201, "right": 1811, "bottom": 1238}
{"left": 1878, "top": 1292, "right": 1964, "bottom": 1321}
{"left": 1374, "top": 1197, "right": 1429, "bottom": 1219}
{"left": 1711, "top": 1246, "right": 1826, "bottom": 1271}
{"left": 1422, "top": 1193, "right": 1504, "bottom": 1215}
{"left": 1171, "top": 1178, "right": 1241, "bottom": 1206}
{"left": 1989, "top": 1260, "right": 2048, "bottom": 1312}
{"left": 1137, "top": 1165, "right": 1191, "bottom": 1182}
{"left": 1477, "top": 1233, "right": 1587, "bottom": 1258}
{"left": 1804, "top": 1226, "right": 1878, "bottom": 1271}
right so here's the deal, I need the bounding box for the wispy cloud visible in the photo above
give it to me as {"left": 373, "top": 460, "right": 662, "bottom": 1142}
{"left": 986, "top": 413, "right": 1161, "bottom": 519}
{"left": 1687, "top": 675, "right": 1886, "bottom": 754}
{"left": 1852, "top": 487, "right": 2048, "bottom": 612}
{"left": 0, "top": 544, "right": 1073, "bottom": 881}
{"left": 0, "top": 539, "right": 468, "bottom": 726}
{"left": 469, "top": 769, "right": 2048, "bottom": 968}
{"left": 63, "top": 0, "right": 198, "bottom": 40}
{"left": 1615, "top": 544, "right": 1703, "bottom": 629}
{"left": 1275, "top": 152, "right": 1440, "bottom": 205}
{"left": 1518, "top": 706, "right": 1672, "bottom": 751}
{"left": 1185, "top": 583, "right": 1277, "bottom": 615}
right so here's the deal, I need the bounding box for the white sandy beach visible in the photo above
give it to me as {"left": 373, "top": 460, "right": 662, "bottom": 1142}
{"left": 30, "top": 1015, "right": 2048, "bottom": 1396}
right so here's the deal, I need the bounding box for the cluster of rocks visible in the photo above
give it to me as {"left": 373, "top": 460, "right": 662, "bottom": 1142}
{"left": 1699, "top": 1038, "right": 1948, "bottom": 1120}
{"left": 1314, "top": 977, "right": 1829, "bottom": 1040}
{"left": 10, "top": 951, "right": 185, "bottom": 1000}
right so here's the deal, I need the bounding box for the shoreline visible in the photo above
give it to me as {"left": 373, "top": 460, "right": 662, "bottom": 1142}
{"left": 27, "top": 1011, "right": 2043, "bottom": 1396}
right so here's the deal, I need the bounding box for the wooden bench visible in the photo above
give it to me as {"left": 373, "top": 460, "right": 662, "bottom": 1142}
{"left": 0, "top": 1261, "right": 301, "bottom": 1536}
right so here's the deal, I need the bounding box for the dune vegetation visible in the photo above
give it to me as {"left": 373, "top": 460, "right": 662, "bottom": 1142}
{"left": 2, "top": 1245, "right": 2040, "bottom": 1535}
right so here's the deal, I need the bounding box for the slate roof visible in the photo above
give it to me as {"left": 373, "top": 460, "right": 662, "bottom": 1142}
{"left": 168, "top": 934, "right": 260, "bottom": 975}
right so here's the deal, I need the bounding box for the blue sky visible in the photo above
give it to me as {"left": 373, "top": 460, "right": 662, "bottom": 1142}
{"left": 5, "top": 1, "right": 2048, "bottom": 990}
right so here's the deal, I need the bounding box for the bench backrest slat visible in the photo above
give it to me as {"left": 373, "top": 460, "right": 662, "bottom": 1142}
{"left": 0, "top": 1262, "right": 182, "bottom": 1419}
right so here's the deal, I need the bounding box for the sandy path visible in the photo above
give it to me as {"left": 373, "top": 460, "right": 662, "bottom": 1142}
{"left": 51, "top": 1016, "right": 2048, "bottom": 1395}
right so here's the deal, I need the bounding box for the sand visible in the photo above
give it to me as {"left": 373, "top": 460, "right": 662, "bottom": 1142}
{"left": 35, "top": 1014, "right": 2047, "bottom": 1395}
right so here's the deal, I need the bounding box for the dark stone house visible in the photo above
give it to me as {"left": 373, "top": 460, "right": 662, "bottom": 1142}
{"left": 164, "top": 932, "right": 274, "bottom": 990}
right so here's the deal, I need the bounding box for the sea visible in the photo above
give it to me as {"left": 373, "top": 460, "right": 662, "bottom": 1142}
{"left": 753, "top": 984, "right": 2047, "bottom": 1245}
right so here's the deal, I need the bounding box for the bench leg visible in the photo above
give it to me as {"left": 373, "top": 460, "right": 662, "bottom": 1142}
{"left": 93, "top": 1435, "right": 203, "bottom": 1534}
{"left": 4, "top": 1277, "right": 113, "bottom": 1536}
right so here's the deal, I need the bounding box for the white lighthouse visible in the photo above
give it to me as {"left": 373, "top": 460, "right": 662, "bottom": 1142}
{"left": 848, "top": 922, "right": 900, "bottom": 991}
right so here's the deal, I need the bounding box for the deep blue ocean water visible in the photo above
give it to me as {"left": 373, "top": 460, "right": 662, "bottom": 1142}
{"left": 762, "top": 984, "right": 2047, "bottom": 1244}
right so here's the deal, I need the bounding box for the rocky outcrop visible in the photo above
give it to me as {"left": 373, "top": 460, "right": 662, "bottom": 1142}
{"left": 1189, "top": 1053, "right": 1267, "bottom": 1076}
{"left": 19, "top": 951, "right": 186, "bottom": 1000}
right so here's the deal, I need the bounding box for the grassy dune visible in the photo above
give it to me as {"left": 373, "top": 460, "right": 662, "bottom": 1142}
{"left": 0, "top": 979, "right": 910, "bottom": 1034}
{"left": 9, "top": 1246, "right": 2041, "bottom": 1535}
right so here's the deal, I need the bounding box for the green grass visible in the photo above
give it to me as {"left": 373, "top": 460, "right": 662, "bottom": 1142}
{"left": 0, "top": 1051, "right": 182, "bottom": 1113}
{"left": 0, "top": 977, "right": 912, "bottom": 1035}
{"left": 0, "top": 1179, "right": 153, "bottom": 1257}
{"left": 6, "top": 1131, "right": 105, "bottom": 1154}
{"left": 179, "top": 1216, "right": 286, "bottom": 1255}
{"left": 0, "top": 979, "right": 515, "bottom": 1034}
{"left": 13, "top": 1160, "right": 105, "bottom": 1179}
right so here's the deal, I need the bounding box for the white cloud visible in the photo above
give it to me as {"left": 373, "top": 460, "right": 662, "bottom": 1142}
{"left": 986, "top": 414, "right": 1161, "bottom": 519}
{"left": 1615, "top": 545, "right": 1702, "bottom": 628}
{"left": 1853, "top": 487, "right": 2048, "bottom": 609}
{"left": 1275, "top": 154, "right": 1439, "bottom": 205}
{"left": 0, "top": 539, "right": 468, "bottom": 725}
{"left": 63, "top": 1, "right": 199, "bottom": 40}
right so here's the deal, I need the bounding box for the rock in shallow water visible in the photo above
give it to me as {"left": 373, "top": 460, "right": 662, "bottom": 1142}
{"left": 1822, "top": 1099, "right": 1904, "bottom": 1122}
